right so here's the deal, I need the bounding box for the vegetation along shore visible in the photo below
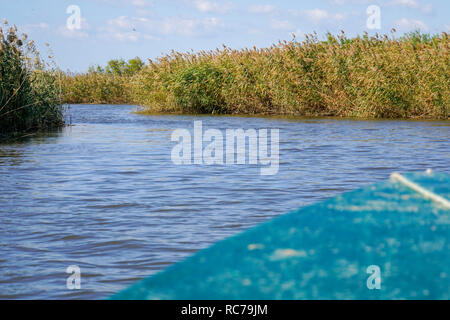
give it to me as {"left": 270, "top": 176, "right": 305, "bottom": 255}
{"left": 0, "top": 21, "right": 63, "bottom": 139}
{"left": 62, "top": 31, "right": 449, "bottom": 119}
{"left": 1, "top": 24, "right": 449, "bottom": 139}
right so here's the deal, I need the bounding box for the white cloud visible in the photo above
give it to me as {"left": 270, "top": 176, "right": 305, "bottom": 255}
{"left": 300, "top": 9, "right": 347, "bottom": 23}
{"left": 99, "top": 15, "right": 223, "bottom": 41}
{"left": 249, "top": 4, "right": 276, "bottom": 14}
{"left": 108, "top": 15, "right": 142, "bottom": 29}
{"left": 270, "top": 19, "right": 293, "bottom": 30}
{"left": 334, "top": 0, "right": 431, "bottom": 14}
{"left": 123, "top": 0, "right": 152, "bottom": 7}
{"left": 58, "top": 18, "right": 90, "bottom": 39}
{"left": 58, "top": 28, "right": 89, "bottom": 39}
{"left": 191, "top": 0, "right": 232, "bottom": 14}
{"left": 305, "top": 9, "right": 329, "bottom": 22}
{"left": 395, "top": 18, "right": 428, "bottom": 31}
{"left": 136, "top": 9, "right": 150, "bottom": 16}
{"left": 391, "top": 0, "right": 419, "bottom": 8}
{"left": 22, "top": 22, "right": 49, "bottom": 33}
{"left": 421, "top": 3, "right": 432, "bottom": 14}
{"left": 332, "top": 0, "right": 371, "bottom": 4}
{"left": 391, "top": 1, "right": 434, "bottom": 14}
{"left": 334, "top": 13, "right": 347, "bottom": 21}
{"left": 113, "top": 31, "right": 139, "bottom": 41}
{"left": 160, "top": 17, "right": 222, "bottom": 36}
{"left": 99, "top": 16, "right": 153, "bottom": 41}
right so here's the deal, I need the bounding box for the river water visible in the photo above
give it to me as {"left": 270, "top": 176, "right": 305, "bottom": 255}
{"left": 0, "top": 104, "right": 448, "bottom": 299}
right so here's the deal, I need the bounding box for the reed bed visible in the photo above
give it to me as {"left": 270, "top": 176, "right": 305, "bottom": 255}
{"left": 62, "top": 31, "right": 449, "bottom": 119}
{"left": 61, "top": 72, "right": 131, "bottom": 105}
{"left": 0, "top": 22, "right": 63, "bottom": 138}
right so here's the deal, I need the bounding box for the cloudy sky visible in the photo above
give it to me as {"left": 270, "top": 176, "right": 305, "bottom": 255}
{"left": 1, "top": 0, "right": 448, "bottom": 71}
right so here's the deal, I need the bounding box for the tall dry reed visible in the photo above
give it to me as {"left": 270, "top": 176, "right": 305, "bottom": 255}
{"left": 62, "top": 31, "right": 449, "bottom": 119}
{"left": 0, "top": 21, "right": 63, "bottom": 138}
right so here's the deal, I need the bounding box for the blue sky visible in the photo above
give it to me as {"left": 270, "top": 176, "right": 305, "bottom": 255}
{"left": 1, "top": 0, "right": 449, "bottom": 71}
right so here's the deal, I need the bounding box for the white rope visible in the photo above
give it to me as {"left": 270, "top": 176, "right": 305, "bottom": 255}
{"left": 390, "top": 172, "right": 450, "bottom": 209}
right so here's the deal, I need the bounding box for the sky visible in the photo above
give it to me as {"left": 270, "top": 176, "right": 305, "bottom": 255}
{"left": 1, "top": 0, "right": 449, "bottom": 71}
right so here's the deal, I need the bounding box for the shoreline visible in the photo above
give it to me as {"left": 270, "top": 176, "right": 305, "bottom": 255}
{"left": 64, "top": 103, "right": 450, "bottom": 122}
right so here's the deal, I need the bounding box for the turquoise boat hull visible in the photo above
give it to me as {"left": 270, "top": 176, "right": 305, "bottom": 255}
{"left": 112, "top": 172, "right": 449, "bottom": 300}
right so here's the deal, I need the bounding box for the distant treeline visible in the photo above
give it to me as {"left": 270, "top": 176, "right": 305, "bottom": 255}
{"left": 0, "top": 21, "right": 63, "bottom": 138}
{"left": 61, "top": 31, "right": 449, "bottom": 119}
{"left": 61, "top": 57, "right": 145, "bottom": 105}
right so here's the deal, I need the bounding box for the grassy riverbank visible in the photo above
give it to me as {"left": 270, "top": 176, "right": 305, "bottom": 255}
{"left": 0, "top": 22, "right": 64, "bottom": 139}
{"left": 62, "top": 31, "right": 449, "bottom": 119}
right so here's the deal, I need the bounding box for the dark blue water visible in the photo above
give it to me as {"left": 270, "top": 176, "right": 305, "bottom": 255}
{"left": 0, "top": 104, "right": 448, "bottom": 299}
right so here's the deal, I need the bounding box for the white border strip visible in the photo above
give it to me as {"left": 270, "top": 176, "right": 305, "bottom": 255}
{"left": 390, "top": 172, "right": 450, "bottom": 209}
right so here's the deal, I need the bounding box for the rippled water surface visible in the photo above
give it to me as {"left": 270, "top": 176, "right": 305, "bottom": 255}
{"left": 0, "top": 105, "right": 448, "bottom": 299}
